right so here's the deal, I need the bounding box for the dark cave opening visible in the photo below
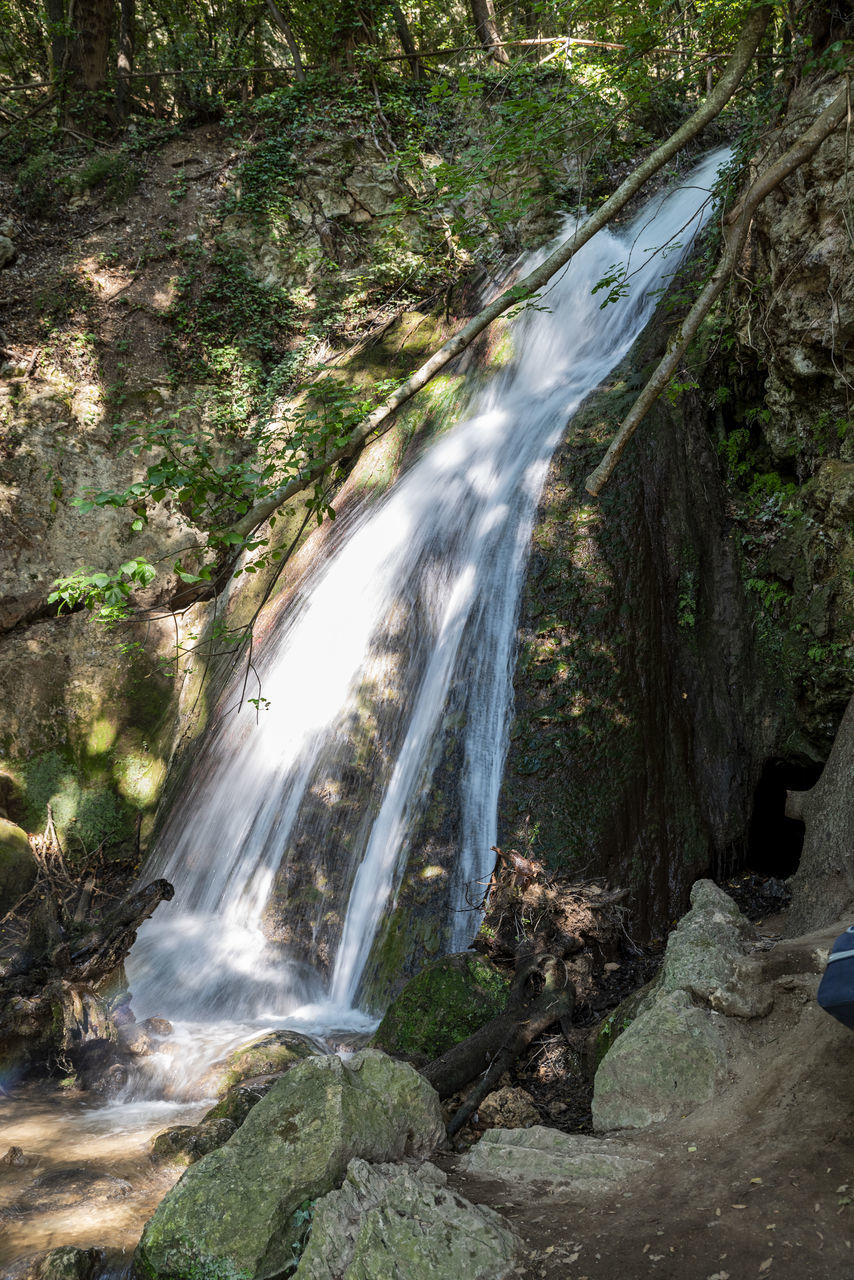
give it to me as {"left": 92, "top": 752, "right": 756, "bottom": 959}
{"left": 745, "top": 758, "right": 823, "bottom": 878}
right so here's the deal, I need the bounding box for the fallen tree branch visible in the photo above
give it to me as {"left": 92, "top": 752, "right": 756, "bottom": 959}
{"left": 584, "top": 83, "right": 850, "bottom": 496}
{"left": 421, "top": 944, "right": 575, "bottom": 1137}
{"left": 226, "top": 5, "right": 772, "bottom": 543}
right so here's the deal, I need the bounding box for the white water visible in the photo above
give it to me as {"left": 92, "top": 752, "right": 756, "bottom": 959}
{"left": 126, "top": 149, "right": 729, "bottom": 1091}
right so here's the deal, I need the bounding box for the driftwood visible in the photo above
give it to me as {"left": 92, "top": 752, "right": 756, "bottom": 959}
{"left": 422, "top": 944, "right": 575, "bottom": 1137}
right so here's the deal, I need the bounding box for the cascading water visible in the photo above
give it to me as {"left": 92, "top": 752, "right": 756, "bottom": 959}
{"left": 126, "top": 148, "right": 730, "bottom": 1090}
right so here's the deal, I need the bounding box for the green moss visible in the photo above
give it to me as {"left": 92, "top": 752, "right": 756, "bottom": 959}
{"left": 372, "top": 953, "right": 510, "bottom": 1060}
{"left": 592, "top": 985, "right": 652, "bottom": 1070}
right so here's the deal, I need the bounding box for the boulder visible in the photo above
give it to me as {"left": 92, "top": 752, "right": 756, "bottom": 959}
{"left": 151, "top": 1117, "right": 237, "bottom": 1165}
{"left": 135, "top": 1050, "right": 445, "bottom": 1280}
{"left": 459, "top": 1126, "right": 655, "bottom": 1191}
{"left": 202, "top": 1077, "right": 276, "bottom": 1127}
{"left": 591, "top": 881, "right": 754, "bottom": 1131}
{"left": 591, "top": 990, "right": 727, "bottom": 1131}
{"left": 653, "top": 879, "right": 756, "bottom": 1001}
{"left": 36, "top": 1247, "right": 103, "bottom": 1280}
{"left": 0, "top": 818, "right": 36, "bottom": 914}
{"left": 477, "top": 1085, "right": 540, "bottom": 1129}
{"left": 199, "top": 1027, "right": 322, "bottom": 1095}
{"left": 294, "top": 1158, "right": 520, "bottom": 1280}
{"left": 372, "top": 952, "right": 510, "bottom": 1060}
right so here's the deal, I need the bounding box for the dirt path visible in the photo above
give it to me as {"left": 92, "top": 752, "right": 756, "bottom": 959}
{"left": 443, "top": 925, "right": 854, "bottom": 1280}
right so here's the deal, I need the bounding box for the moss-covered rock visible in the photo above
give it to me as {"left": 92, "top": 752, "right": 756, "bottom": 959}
{"left": 202, "top": 1079, "right": 276, "bottom": 1127}
{"left": 135, "top": 1050, "right": 445, "bottom": 1280}
{"left": 36, "top": 1245, "right": 104, "bottom": 1280}
{"left": 372, "top": 952, "right": 510, "bottom": 1060}
{"left": 294, "top": 1158, "right": 520, "bottom": 1280}
{"left": 199, "top": 1029, "right": 323, "bottom": 1097}
{"left": 151, "top": 1117, "right": 238, "bottom": 1166}
{"left": 0, "top": 816, "right": 35, "bottom": 913}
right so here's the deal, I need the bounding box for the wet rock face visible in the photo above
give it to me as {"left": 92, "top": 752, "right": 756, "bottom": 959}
{"left": 500, "top": 341, "right": 777, "bottom": 934}
{"left": 34, "top": 1246, "right": 103, "bottom": 1280}
{"left": 372, "top": 952, "right": 510, "bottom": 1060}
{"left": 501, "top": 79, "right": 854, "bottom": 932}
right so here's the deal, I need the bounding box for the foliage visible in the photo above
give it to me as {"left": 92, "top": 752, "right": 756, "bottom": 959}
{"left": 2, "top": 0, "right": 847, "bottom": 635}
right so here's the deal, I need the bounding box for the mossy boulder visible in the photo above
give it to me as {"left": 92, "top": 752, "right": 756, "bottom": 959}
{"left": 199, "top": 1029, "right": 323, "bottom": 1096}
{"left": 294, "top": 1158, "right": 520, "bottom": 1280}
{"left": 591, "top": 881, "right": 754, "bottom": 1131}
{"left": 135, "top": 1050, "right": 445, "bottom": 1280}
{"left": 372, "top": 952, "right": 510, "bottom": 1060}
{"left": 36, "top": 1246, "right": 104, "bottom": 1280}
{"left": 202, "top": 1078, "right": 276, "bottom": 1127}
{"left": 151, "top": 1118, "right": 238, "bottom": 1166}
{"left": 0, "top": 817, "right": 36, "bottom": 913}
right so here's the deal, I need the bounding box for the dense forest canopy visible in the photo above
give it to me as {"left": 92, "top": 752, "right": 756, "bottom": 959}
{"left": 1, "top": 0, "right": 851, "bottom": 634}
{"left": 1, "top": 1, "right": 846, "bottom": 139}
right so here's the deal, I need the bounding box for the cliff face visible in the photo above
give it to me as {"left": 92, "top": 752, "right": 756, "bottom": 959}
{"left": 499, "top": 74, "right": 854, "bottom": 936}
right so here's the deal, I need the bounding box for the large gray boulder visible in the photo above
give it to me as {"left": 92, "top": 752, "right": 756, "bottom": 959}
{"left": 294, "top": 1158, "right": 520, "bottom": 1280}
{"left": 136, "top": 1050, "right": 445, "bottom": 1280}
{"left": 591, "top": 989, "right": 728, "bottom": 1131}
{"left": 592, "top": 880, "right": 756, "bottom": 1131}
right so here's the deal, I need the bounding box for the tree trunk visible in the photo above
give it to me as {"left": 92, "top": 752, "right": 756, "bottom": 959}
{"left": 226, "top": 5, "right": 773, "bottom": 545}
{"left": 422, "top": 947, "right": 575, "bottom": 1135}
{"left": 266, "top": 0, "right": 305, "bottom": 82}
{"left": 116, "top": 0, "right": 134, "bottom": 119}
{"left": 391, "top": 3, "right": 422, "bottom": 80}
{"left": 470, "top": 0, "right": 510, "bottom": 64}
{"left": 65, "top": 0, "right": 113, "bottom": 114}
{"left": 43, "top": 0, "right": 67, "bottom": 84}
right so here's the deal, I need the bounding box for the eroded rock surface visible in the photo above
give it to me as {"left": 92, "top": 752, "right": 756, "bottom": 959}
{"left": 460, "top": 1126, "right": 656, "bottom": 1190}
{"left": 592, "top": 881, "right": 757, "bottom": 1131}
{"left": 295, "top": 1157, "right": 520, "bottom": 1280}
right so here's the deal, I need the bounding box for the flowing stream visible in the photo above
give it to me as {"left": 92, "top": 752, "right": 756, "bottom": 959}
{"left": 123, "top": 146, "right": 730, "bottom": 1093}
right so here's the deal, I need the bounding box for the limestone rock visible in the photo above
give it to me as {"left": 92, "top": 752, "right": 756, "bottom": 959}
{"left": 478, "top": 1085, "right": 540, "bottom": 1129}
{"left": 202, "top": 1077, "right": 275, "bottom": 1127}
{"left": 460, "top": 1125, "right": 655, "bottom": 1190}
{"left": 135, "top": 1050, "right": 445, "bottom": 1280}
{"left": 295, "top": 1157, "right": 520, "bottom": 1280}
{"left": 151, "top": 1117, "right": 237, "bottom": 1165}
{"left": 199, "top": 1027, "right": 322, "bottom": 1096}
{"left": 0, "top": 817, "right": 36, "bottom": 914}
{"left": 655, "top": 879, "right": 756, "bottom": 1003}
{"left": 591, "top": 989, "right": 727, "bottom": 1131}
{"left": 591, "top": 881, "right": 757, "bottom": 1131}
{"left": 0, "top": 234, "right": 16, "bottom": 268}
{"left": 372, "top": 952, "right": 510, "bottom": 1060}
{"left": 36, "top": 1247, "right": 103, "bottom": 1280}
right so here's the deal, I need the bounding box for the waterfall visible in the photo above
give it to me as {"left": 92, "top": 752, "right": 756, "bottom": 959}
{"left": 126, "top": 149, "right": 729, "bottom": 1079}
